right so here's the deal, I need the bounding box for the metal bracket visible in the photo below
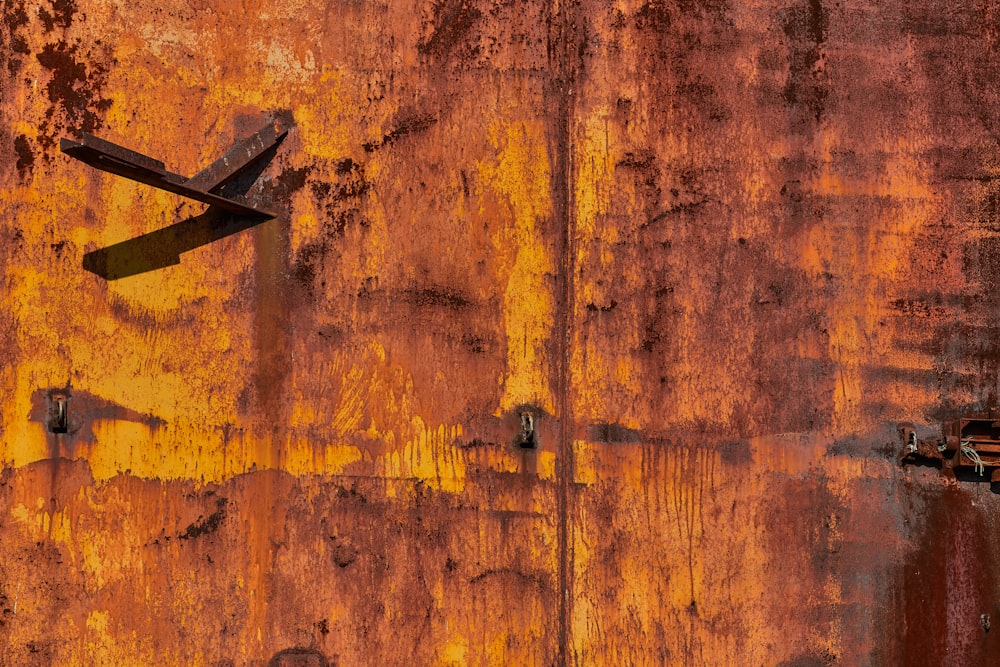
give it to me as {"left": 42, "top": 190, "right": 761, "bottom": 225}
{"left": 61, "top": 118, "right": 288, "bottom": 218}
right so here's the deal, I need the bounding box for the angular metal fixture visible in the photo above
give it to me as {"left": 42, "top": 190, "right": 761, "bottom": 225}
{"left": 61, "top": 118, "right": 288, "bottom": 219}
{"left": 901, "top": 413, "right": 1000, "bottom": 482}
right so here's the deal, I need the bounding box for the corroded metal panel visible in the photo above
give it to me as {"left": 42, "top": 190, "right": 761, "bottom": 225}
{"left": 1, "top": 0, "right": 563, "bottom": 663}
{"left": 566, "top": 0, "right": 1000, "bottom": 665}
{"left": 3, "top": 0, "right": 1000, "bottom": 664}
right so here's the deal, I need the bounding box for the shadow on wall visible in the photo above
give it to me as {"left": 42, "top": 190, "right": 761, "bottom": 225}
{"left": 82, "top": 208, "right": 270, "bottom": 279}
{"left": 216, "top": 648, "right": 330, "bottom": 667}
{"left": 267, "top": 647, "right": 330, "bottom": 666}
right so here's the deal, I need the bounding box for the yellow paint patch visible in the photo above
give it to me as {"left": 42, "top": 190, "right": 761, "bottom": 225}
{"left": 437, "top": 635, "right": 468, "bottom": 666}
{"left": 573, "top": 440, "right": 597, "bottom": 485}
{"left": 480, "top": 120, "right": 556, "bottom": 414}
{"left": 86, "top": 610, "right": 110, "bottom": 633}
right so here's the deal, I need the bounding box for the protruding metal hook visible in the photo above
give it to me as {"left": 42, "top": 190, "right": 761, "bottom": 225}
{"left": 518, "top": 412, "right": 536, "bottom": 449}
{"left": 49, "top": 391, "right": 68, "bottom": 434}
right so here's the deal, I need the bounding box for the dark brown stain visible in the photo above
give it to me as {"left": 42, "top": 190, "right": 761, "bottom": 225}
{"left": 327, "top": 535, "right": 358, "bottom": 568}
{"left": 418, "top": 0, "right": 482, "bottom": 58}
{"left": 399, "top": 285, "right": 472, "bottom": 310}
{"left": 290, "top": 239, "right": 328, "bottom": 287}
{"left": 781, "top": 0, "right": 829, "bottom": 124}
{"left": 776, "top": 655, "right": 836, "bottom": 667}
{"left": 268, "top": 647, "right": 330, "bottom": 667}
{"left": 304, "top": 160, "right": 370, "bottom": 242}
{"left": 716, "top": 439, "right": 751, "bottom": 466}
{"left": 1, "top": 0, "right": 30, "bottom": 76}
{"left": 267, "top": 647, "right": 337, "bottom": 667}
{"left": 585, "top": 299, "right": 618, "bottom": 312}
{"left": 587, "top": 422, "right": 641, "bottom": 444}
{"left": 179, "top": 497, "right": 229, "bottom": 540}
{"left": 35, "top": 40, "right": 113, "bottom": 150}
{"left": 468, "top": 567, "right": 549, "bottom": 591}
{"left": 105, "top": 292, "right": 205, "bottom": 330}
{"left": 361, "top": 111, "right": 437, "bottom": 152}
{"left": 309, "top": 161, "right": 369, "bottom": 206}
{"left": 38, "top": 0, "right": 76, "bottom": 32}
{"left": 290, "top": 158, "right": 372, "bottom": 289}
{"left": 0, "top": 0, "right": 29, "bottom": 185}
{"left": 634, "top": 1, "right": 671, "bottom": 32}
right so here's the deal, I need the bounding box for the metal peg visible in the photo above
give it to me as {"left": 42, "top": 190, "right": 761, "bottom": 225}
{"left": 517, "top": 412, "right": 536, "bottom": 449}
{"left": 49, "top": 391, "right": 68, "bottom": 434}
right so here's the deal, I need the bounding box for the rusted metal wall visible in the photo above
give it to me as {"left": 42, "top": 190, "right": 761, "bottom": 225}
{"left": 3, "top": 0, "right": 1000, "bottom": 664}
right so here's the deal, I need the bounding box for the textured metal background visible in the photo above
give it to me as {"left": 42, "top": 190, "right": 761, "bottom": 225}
{"left": 3, "top": 0, "right": 1000, "bottom": 664}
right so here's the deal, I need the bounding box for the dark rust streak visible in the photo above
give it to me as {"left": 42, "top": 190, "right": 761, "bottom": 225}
{"left": 361, "top": 113, "right": 437, "bottom": 152}
{"left": 418, "top": 0, "right": 482, "bottom": 58}
{"left": 900, "top": 488, "right": 998, "bottom": 666}
{"left": 468, "top": 567, "right": 548, "bottom": 590}
{"left": 178, "top": 497, "right": 228, "bottom": 540}
{"left": 547, "top": 0, "right": 579, "bottom": 662}
{"left": 253, "top": 215, "right": 292, "bottom": 424}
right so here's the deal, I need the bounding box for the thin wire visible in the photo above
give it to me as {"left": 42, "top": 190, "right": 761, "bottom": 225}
{"left": 961, "top": 440, "right": 986, "bottom": 476}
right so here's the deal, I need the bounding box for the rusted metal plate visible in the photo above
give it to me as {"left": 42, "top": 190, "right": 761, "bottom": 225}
{"left": 564, "top": 0, "right": 1000, "bottom": 664}
{"left": 4, "top": 0, "right": 1000, "bottom": 664}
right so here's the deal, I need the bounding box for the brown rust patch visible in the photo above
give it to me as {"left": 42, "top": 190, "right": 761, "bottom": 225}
{"left": 267, "top": 647, "right": 330, "bottom": 667}
{"left": 1, "top": 0, "right": 31, "bottom": 74}
{"left": 13, "top": 134, "right": 34, "bottom": 178}
{"left": 35, "top": 40, "right": 113, "bottom": 149}
{"left": 897, "top": 488, "right": 1000, "bottom": 666}
{"left": 178, "top": 497, "right": 228, "bottom": 540}
{"left": 38, "top": 0, "right": 76, "bottom": 32}
{"left": 418, "top": 0, "right": 482, "bottom": 59}
{"left": 361, "top": 110, "right": 437, "bottom": 152}
{"left": 781, "top": 0, "right": 829, "bottom": 124}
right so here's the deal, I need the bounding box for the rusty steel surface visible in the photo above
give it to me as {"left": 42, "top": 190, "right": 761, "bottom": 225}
{"left": 4, "top": 0, "right": 1000, "bottom": 665}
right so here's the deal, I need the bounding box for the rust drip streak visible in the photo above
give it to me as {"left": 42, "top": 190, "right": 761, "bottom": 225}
{"left": 549, "top": 0, "right": 579, "bottom": 662}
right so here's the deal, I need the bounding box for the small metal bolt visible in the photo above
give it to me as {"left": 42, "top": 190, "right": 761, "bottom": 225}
{"left": 982, "top": 613, "right": 991, "bottom": 633}
{"left": 48, "top": 391, "right": 68, "bottom": 434}
{"left": 517, "top": 412, "right": 536, "bottom": 449}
